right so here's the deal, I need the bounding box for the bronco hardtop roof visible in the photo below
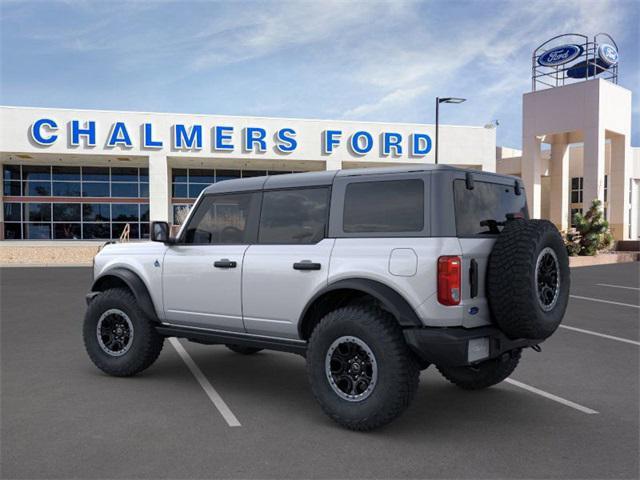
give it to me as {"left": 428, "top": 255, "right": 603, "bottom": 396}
{"left": 202, "top": 165, "right": 518, "bottom": 195}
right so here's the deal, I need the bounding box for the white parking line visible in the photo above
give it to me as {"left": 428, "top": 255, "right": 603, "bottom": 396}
{"left": 505, "top": 378, "right": 599, "bottom": 415}
{"left": 560, "top": 324, "right": 640, "bottom": 346}
{"left": 596, "top": 283, "right": 640, "bottom": 291}
{"left": 169, "top": 338, "right": 241, "bottom": 427}
{"left": 570, "top": 295, "right": 640, "bottom": 309}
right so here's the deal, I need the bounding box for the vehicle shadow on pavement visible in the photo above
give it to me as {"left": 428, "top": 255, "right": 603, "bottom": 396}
{"left": 154, "top": 345, "right": 571, "bottom": 436}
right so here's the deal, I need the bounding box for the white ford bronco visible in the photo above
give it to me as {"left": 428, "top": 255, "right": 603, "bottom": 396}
{"left": 84, "top": 166, "right": 570, "bottom": 430}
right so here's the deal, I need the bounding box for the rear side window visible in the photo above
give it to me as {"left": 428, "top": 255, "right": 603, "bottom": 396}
{"left": 183, "top": 193, "right": 259, "bottom": 244}
{"left": 343, "top": 179, "right": 424, "bottom": 233}
{"left": 454, "top": 180, "right": 528, "bottom": 235}
{"left": 259, "top": 188, "right": 329, "bottom": 244}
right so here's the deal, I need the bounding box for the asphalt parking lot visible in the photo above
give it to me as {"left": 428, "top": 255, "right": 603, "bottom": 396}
{"left": 1, "top": 263, "right": 638, "bottom": 479}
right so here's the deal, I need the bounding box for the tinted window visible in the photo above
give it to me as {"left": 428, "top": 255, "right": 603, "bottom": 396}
{"left": 454, "top": 180, "right": 528, "bottom": 235}
{"left": 183, "top": 193, "right": 258, "bottom": 244}
{"left": 52, "top": 182, "right": 81, "bottom": 197}
{"left": 53, "top": 203, "right": 81, "bottom": 221}
{"left": 83, "top": 203, "right": 111, "bottom": 221}
{"left": 343, "top": 180, "right": 424, "bottom": 233}
{"left": 52, "top": 166, "right": 80, "bottom": 181}
{"left": 23, "top": 166, "right": 50, "bottom": 181}
{"left": 259, "top": 188, "right": 329, "bottom": 244}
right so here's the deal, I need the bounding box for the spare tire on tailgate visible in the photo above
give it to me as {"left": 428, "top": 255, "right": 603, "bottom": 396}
{"left": 487, "top": 219, "right": 570, "bottom": 340}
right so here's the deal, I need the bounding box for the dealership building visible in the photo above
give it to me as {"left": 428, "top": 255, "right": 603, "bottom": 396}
{"left": 0, "top": 106, "right": 495, "bottom": 241}
{"left": 0, "top": 33, "right": 638, "bottom": 248}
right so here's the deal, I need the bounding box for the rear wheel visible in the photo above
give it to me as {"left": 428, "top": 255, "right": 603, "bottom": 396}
{"left": 306, "top": 305, "right": 419, "bottom": 431}
{"left": 225, "top": 344, "right": 263, "bottom": 355}
{"left": 83, "top": 288, "right": 164, "bottom": 377}
{"left": 437, "top": 349, "right": 521, "bottom": 390}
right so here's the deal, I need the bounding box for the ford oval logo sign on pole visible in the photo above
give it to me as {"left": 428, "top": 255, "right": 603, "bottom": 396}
{"left": 538, "top": 44, "right": 583, "bottom": 67}
{"left": 598, "top": 44, "right": 618, "bottom": 66}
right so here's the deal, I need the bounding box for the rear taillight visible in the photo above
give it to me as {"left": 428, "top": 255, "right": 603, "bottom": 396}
{"left": 438, "top": 256, "right": 461, "bottom": 306}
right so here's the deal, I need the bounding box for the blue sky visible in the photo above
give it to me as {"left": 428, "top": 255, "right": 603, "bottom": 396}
{"left": 1, "top": 0, "right": 638, "bottom": 148}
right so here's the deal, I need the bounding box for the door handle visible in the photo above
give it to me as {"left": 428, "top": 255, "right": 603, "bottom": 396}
{"left": 214, "top": 259, "right": 237, "bottom": 269}
{"left": 293, "top": 261, "right": 321, "bottom": 271}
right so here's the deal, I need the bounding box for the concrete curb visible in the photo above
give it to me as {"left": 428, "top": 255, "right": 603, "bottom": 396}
{"left": 569, "top": 252, "right": 639, "bottom": 268}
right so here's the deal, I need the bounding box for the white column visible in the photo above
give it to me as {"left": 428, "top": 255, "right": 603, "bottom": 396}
{"left": 148, "top": 153, "right": 171, "bottom": 223}
{"left": 582, "top": 126, "right": 605, "bottom": 212}
{"left": 549, "top": 135, "right": 570, "bottom": 231}
{"left": 609, "top": 134, "right": 631, "bottom": 240}
{"left": 325, "top": 158, "right": 342, "bottom": 171}
{"left": 522, "top": 135, "right": 543, "bottom": 218}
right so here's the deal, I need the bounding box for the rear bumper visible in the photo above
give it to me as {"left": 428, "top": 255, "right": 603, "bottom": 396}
{"left": 403, "top": 326, "right": 542, "bottom": 367}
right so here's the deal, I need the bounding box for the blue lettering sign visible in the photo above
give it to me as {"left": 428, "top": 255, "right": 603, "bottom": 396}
{"left": 411, "top": 133, "right": 432, "bottom": 156}
{"left": 382, "top": 132, "right": 403, "bottom": 155}
{"left": 71, "top": 120, "right": 96, "bottom": 147}
{"left": 323, "top": 130, "right": 342, "bottom": 154}
{"left": 275, "top": 128, "right": 297, "bottom": 153}
{"left": 350, "top": 131, "right": 373, "bottom": 155}
{"left": 30, "top": 118, "right": 58, "bottom": 145}
{"left": 173, "top": 124, "right": 202, "bottom": 150}
{"left": 107, "top": 122, "right": 132, "bottom": 148}
{"left": 214, "top": 126, "right": 234, "bottom": 151}
{"left": 143, "top": 123, "right": 163, "bottom": 148}
{"left": 244, "top": 127, "right": 267, "bottom": 152}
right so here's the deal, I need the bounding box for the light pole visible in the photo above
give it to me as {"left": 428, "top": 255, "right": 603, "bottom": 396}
{"left": 435, "top": 97, "right": 466, "bottom": 164}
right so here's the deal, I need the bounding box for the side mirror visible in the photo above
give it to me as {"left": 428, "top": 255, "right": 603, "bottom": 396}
{"left": 151, "top": 221, "right": 171, "bottom": 243}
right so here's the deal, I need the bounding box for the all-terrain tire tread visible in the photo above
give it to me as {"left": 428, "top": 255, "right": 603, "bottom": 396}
{"left": 83, "top": 288, "right": 164, "bottom": 377}
{"left": 307, "top": 305, "right": 419, "bottom": 431}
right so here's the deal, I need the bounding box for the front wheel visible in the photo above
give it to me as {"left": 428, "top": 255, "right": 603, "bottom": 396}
{"left": 306, "top": 305, "right": 419, "bottom": 431}
{"left": 83, "top": 288, "right": 164, "bottom": 377}
{"left": 436, "top": 349, "right": 521, "bottom": 390}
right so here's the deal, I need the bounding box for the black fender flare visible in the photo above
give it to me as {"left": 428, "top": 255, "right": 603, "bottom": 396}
{"left": 90, "top": 267, "right": 159, "bottom": 321}
{"left": 298, "top": 278, "right": 423, "bottom": 337}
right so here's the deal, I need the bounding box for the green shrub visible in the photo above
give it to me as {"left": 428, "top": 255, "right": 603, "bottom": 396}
{"left": 564, "top": 199, "right": 613, "bottom": 256}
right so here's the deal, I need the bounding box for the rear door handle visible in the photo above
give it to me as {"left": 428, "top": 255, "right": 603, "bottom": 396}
{"left": 293, "top": 261, "right": 321, "bottom": 271}
{"left": 214, "top": 259, "right": 237, "bottom": 269}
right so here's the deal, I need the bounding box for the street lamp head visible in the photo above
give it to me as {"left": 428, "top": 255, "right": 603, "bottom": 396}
{"left": 438, "top": 97, "right": 466, "bottom": 104}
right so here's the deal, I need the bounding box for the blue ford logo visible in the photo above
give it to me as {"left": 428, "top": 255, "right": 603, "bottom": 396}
{"left": 598, "top": 44, "right": 618, "bottom": 66}
{"left": 538, "top": 44, "right": 583, "bottom": 67}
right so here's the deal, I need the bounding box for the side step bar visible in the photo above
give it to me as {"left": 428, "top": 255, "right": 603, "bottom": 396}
{"left": 155, "top": 324, "right": 308, "bottom": 356}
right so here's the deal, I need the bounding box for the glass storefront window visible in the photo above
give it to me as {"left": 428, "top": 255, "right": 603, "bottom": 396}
{"left": 25, "top": 181, "right": 51, "bottom": 196}
{"left": 24, "top": 223, "right": 51, "bottom": 239}
{"left": 112, "top": 204, "right": 139, "bottom": 222}
{"left": 82, "top": 167, "right": 109, "bottom": 182}
{"left": 52, "top": 166, "right": 80, "bottom": 181}
{"left": 83, "top": 203, "right": 111, "bottom": 221}
{"left": 4, "top": 223, "right": 22, "bottom": 239}
{"left": 22, "top": 165, "right": 51, "bottom": 181}
{"left": 82, "top": 182, "right": 110, "bottom": 197}
{"left": 53, "top": 203, "right": 81, "bottom": 221}
{"left": 111, "top": 183, "right": 139, "bottom": 197}
{"left": 52, "top": 182, "right": 81, "bottom": 197}
{"left": 54, "top": 223, "right": 81, "bottom": 239}
{"left": 3, "top": 181, "right": 21, "bottom": 196}
{"left": 25, "top": 203, "right": 51, "bottom": 222}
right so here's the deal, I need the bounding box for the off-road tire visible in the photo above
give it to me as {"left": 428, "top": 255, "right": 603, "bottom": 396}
{"left": 225, "top": 344, "right": 263, "bottom": 355}
{"left": 437, "top": 349, "right": 521, "bottom": 390}
{"left": 83, "top": 288, "right": 164, "bottom": 377}
{"left": 487, "top": 219, "right": 570, "bottom": 340}
{"left": 306, "top": 305, "right": 419, "bottom": 431}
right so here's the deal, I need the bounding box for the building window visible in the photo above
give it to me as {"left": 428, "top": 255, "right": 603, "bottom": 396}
{"left": 570, "top": 208, "right": 583, "bottom": 228}
{"left": 570, "top": 177, "right": 583, "bottom": 203}
{"left": 2, "top": 164, "right": 149, "bottom": 240}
